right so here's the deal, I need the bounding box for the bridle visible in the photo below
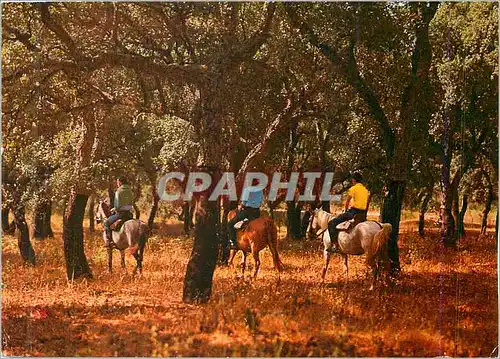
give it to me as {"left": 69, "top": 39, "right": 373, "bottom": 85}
{"left": 309, "top": 208, "right": 330, "bottom": 240}
{"left": 95, "top": 201, "right": 108, "bottom": 225}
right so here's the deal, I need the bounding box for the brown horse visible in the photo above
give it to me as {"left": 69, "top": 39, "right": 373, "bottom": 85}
{"left": 227, "top": 210, "right": 284, "bottom": 279}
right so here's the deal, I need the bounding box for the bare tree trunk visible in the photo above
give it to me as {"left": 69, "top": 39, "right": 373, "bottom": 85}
{"left": 33, "top": 199, "right": 54, "bottom": 239}
{"left": 183, "top": 169, "right": 219, "bottom": 304}
{"left": 88, "top": 195, "right": 95, "bottom": 232}
{"left": 2, "top": 204, "right": 11, "bottom": 234}
{"left": 183, "top": 201, "right": 194, "bottom": 235}
{"left": 12, "top": 203, "right": 35, "bottom": 265}
{"left": 418, "top": 188, "right": 432, "bottom": 236}
{"left": 63, "top": 192, "right": 92, "bottom": 280}
{"left": 148, "top": 182, "right": 160, "bottom": 231}
{"left": 286, "top": 201, "right": 303, "bottom": 240}
{"left": 62, "top": 115, "right": 96, "bottom": 280}
{"left": 481, "top": 186, "right": 493, "bottom": 234}
{"left": 134, "top": 182, "right": 141, "bottom": 219}
{"left": 457, "top": 193, "right": 468, "bottom": 238}
{"left": 381, "top": 181, "right": 405, "bottom": 274}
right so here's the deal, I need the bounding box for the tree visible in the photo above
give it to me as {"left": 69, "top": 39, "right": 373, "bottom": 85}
{"left": 286, "top": 2, "right": 438, "bottom": 273}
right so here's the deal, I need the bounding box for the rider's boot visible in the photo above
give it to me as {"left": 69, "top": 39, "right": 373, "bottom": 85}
{"left": 105, "top": 228, "right": 113, "bottom": 248}
{"left": 327, "top": 229, "right": 340, "bottom": 253}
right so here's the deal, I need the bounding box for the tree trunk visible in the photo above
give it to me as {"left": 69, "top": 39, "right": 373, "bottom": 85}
{"left": 108, "top": 185, "right": 115, "bottom": 207}
{"left": 12, "top": 204, "right": 35, "bottom": 265}
{"left": 63, "top": 192, "right": 92, "bottom": 280}
{"left": 219, "top": 204, "right": 231, "bottom": 265}
{"left": 418, "top": 189, "right": 432, "bottom": 236}
{"left": 2, "top": 205, "right": 11, "bottom": 234}
{"left": 183, "top": 173, "right": 219, "bottom": 304}
{"left": 88, "top": 195, "right": 95, "bottom": 232}
{"left": 133, "top": 204, "right": 141, "bottom": 220}
{"left": 33, "top": 199, "right": 54, "bottom": 239}
{"left": 440, "top": 182, "right": 456, "bottom": 247}
{"left": 380, "top": 181, "right": 405, "bottom": 274}
{"left": 495, "top": 206, "right": 498, "bottom": 240}
{"left": 301, "top": 209, "right": 312, "bottom": 238}
{"left": 481, "top": 187, "right": 493, "bottom": 234}
{"left": 457, "top": 193, "right": 468, "bottom": 238}
{"left": 183, "top": 201, "right": 194, "bottom": 235}
{"left": 286, "top": 201, "right": 303, "bottom": 240}
{"left": 148, "top": 182, "right": 160, "bottom": 231}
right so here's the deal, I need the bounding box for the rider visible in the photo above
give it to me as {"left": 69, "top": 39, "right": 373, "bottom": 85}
{"left": 104, "top": 176, "right": 134, "bottom": 247}
{"left": 327, "top": 172, "right": 369, "bottom": 253}
{"left": 227, "top": 178, "right": 263, "bottom": 249}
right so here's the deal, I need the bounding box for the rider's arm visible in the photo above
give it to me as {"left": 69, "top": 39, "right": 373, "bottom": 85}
{"left": 345, "top": 196, "right": 351, "bottom": 211}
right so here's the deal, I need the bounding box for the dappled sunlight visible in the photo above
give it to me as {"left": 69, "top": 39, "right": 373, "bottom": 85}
{"left": 2, "top": 214, "right": 497, "bottom": 356}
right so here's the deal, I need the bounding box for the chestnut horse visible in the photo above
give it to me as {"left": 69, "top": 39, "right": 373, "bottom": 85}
{"left": 227, "top": 210, "right": 284, "bottom": 279}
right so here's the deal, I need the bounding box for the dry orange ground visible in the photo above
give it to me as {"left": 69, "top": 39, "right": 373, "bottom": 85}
{"left": 1, "top": 215, "right": 498, "bottom": 357}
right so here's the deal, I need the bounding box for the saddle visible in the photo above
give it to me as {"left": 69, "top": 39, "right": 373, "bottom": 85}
{"left": 335, "top": 213, "right": 365, "bottom": 232}
{"left": 110, "top": 211, "right": 134, "bottom": 232}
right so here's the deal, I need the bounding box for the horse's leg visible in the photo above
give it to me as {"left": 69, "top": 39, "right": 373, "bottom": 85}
{"left": 342, "top": 254, "right": 348, "bottom": 279}
{"left": 252, "top": 251, "right": 261, "bottom": 280}
{"left": 240, "top": 252, "right": 247, "bottom": 277}
{"left": 228, "top": 249, "right": 237, "bottom": 267}
{"left": 120, "top": 250, "right": 126, "bottom": 270}
{"left": 133, "top": 252, "right": 140, "bottom": 275}
{"left": 366, "top": 254, "right": 377, "bottom": 291}
{"left": 321, "top": 250, "right": 331, "bottom": 281}
{"left": 107, "top": 247, "right": 113, "bottom": 273}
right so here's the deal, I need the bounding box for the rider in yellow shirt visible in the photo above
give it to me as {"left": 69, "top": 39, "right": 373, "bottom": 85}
{"left": 327, "top": 172, "right": 369, "bottom": 253}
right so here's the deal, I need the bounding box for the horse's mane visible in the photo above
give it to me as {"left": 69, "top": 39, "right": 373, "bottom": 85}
{"left": 316, "top": 209, "right": 335, "bottom": 228}
{"left": 97, "top": 200, "right": 112, "bottom": 217}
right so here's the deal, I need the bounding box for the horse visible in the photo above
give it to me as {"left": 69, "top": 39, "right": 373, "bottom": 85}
{"left": 95, "top": 201, "right": 149, "bottom": 274}
{"left": 310, "top": 208, "right": 392, "bottom": 289}
{"left": 227, "top": 210, "right": 284, "bottom": 279}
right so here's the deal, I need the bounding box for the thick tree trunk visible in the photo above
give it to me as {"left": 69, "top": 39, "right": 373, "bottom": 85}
{"left": 148, "top": 184, "right": 160, "bottom": 231}
{"left": 2, "top": 205, "right": 12, "bottom": 234}
{"left": 33, "top": 200, "right": 54, "bottom": 239}
{"left": 457, "top": 193, "right": 468, "bottom": 238}
{"left": 481, "top": 187, "right": 493, "bottom": 234}
{"left": 418, "top": 189, "right": 432, "bottom": 236}
{"left": 440, "top": 183, "right": 456, "bottom": 247}
{"left": 183, "top": 202, "right": 194, "bottom": 235}
{"left": 286, "top": 201, "right": 303, "bottom": 240}
{"left": 12, "top": 204, "right": 35, "bottom": 265}
{"left": 88, "top": 195, "right": 95, "bottom": 232}
{"left": 380, "top": 181, "right": 405, "bottom": 275}
{"left": 63, "top": 192, "right": 92, "bottom": 280}
{"left": 183, "top": 178, "right": 219, "bottom": 304}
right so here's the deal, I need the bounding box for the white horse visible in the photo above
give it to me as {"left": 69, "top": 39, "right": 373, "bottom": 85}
{"left": 311, "top": 208, "right": 392, "bottom": 289}
{"left": 95, "top": 201, "right": 149, "bottom": 274}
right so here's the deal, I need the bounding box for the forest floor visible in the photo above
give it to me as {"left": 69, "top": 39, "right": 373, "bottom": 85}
{"left": 1, "top": 214, "right": 498, "bottom": 357}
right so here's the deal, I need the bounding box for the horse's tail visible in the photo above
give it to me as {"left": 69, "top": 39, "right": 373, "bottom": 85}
{"left": 266, "top": 219, "right": 284, "bottom": 272}
{"left": 374, "top": 223, "right": 391, "bottom": 273}
{"left": 129, "top": 221, "right": 149, "bottom": 256}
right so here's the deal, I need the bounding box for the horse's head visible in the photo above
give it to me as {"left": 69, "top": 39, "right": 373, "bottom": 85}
{"left": 310, "top": 208, "right": 333, "bottom": 236}
{"left": 95, "top": 200, "right": 111, "bottom": 224}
